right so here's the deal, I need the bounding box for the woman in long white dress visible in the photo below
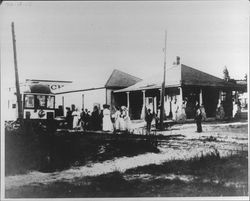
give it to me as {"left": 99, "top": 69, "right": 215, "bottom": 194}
{"left": 216, "top": 102, "right": 225, "bottom": 120}
{"left": 119, "top": 106, "right": 126, "bottom": 131}
{"left": 102, "top": 107, "right": 114, "bottom": 132}
{"left": 172, "top": 98, "right": 178, "bottom": 121}
{"left": 114, "top": 106, "right": 121, "bottom": 131}
{"left": 179, "top": 100, "right": 187, "bottom": 122}
{"left": 233, "top": 101, "right": 239, "bottom": 118}
{"left": 72, "top": 108, "right": 81, "bottom": 129}
{"left": 123, "top": 107, "right": 131, "bottom": 132}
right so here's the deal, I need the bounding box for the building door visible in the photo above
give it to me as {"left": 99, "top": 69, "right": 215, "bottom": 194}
{"left": 185, "top": 91, "right": 199, "bottom": 119}
{"left": 203, "top": 88, "right": 219, "bottom": 117}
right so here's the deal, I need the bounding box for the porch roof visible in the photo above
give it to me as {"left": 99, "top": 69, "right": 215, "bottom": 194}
{"left": 114, "top": 65, "right": 182, "bottom": 93}
{"left": 114, "top": 64, "right": 240, "bottom": 93}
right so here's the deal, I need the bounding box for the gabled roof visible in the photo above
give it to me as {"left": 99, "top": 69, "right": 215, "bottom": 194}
{"left": 105, "top": 69, "right": 142, "bottom": 89}
{"left": 115, "top": 64, "right": 240, "bottom": 93}
{"left": 181, "top": 64, "right": 236, "bottom": 87}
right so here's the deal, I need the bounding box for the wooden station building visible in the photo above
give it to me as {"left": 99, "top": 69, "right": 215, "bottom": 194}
{"left": 114, "top": 59, "right": 243, "bottom": 120}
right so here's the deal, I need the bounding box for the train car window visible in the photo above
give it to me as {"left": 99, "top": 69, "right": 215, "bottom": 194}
{"left": 47, "top": 96, "right": 55, "bottom": 109}
{"left": 25, "top": 95, "right": 34, "bottom": 108}
{"left": 37, "top": 95, "right": 46, "bottom": 108}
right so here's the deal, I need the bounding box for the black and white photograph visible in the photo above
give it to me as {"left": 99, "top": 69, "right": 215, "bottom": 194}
{"left": 0, "top": 0, "right": 249, "bottom": 200}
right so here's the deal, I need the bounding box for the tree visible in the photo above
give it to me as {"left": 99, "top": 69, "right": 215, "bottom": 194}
{"left": 244, "top": 73, "right": 247, "bottom": 81}
{"left": 223, "top": 66, "right": 230, "bottom": 81}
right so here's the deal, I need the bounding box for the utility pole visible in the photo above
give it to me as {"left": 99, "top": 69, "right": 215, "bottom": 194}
{"left": 160, "top": 30, "right": 167, "bottom": 130}
{"left": 11, "top": 22, "right": 23, "bottom": 120}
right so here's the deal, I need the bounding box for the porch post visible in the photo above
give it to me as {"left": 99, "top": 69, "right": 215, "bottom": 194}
{"left": 153, "top": 97, "right": 157, "bottom": 114}
{"left": 218, "top": 90, "right": 222, "bottom": 105}
{"left": 62, "top": 96, "right": 65, "bottom": 115}
{"left": 82, "top": 94, "right": 84, "bottom": 110}
{"left": 126, "top": 91, "right": 130, "bottom": 110}
{"left": 178, "top": 87, "right": 183, "bottom": 105}
{"left": 199, "top": 89, "right": 203, "bottom": 105}
{"left": 159, "top": 88, "right": 165, "bottom": 116}
{"left": 142, "top": 90, "right": 146, "bottom": 107}
{"left": 141, "top": 90, "right": 146, "bottom": 119}
{"left": 159, "top": 88, "right": 162, "bottom": 102}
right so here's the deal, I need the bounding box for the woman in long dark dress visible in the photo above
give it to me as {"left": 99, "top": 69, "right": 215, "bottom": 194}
{"left": 65, "top": 107, "right": 72, "bottom": 129}
{"left": 91, "top": 106, "right": 100, "bottom": 130}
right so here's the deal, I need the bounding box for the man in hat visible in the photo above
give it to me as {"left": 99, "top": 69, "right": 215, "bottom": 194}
{"left": 194, "top": 102, "right": 202, "bottom": 133}
{"left": 145, "top": 108, "right": 154, "bottom": 134}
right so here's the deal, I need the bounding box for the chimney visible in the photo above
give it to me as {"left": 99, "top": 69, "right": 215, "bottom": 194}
{"left": 176, "top": 56, "right": 180, "bottom": 65}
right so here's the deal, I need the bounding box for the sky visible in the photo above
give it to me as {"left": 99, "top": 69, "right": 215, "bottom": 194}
{"left": 0, "top": 0, "right": 249, "bottom": 89}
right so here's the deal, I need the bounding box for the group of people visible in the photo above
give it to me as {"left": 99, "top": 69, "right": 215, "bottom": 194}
{"left": 65, "top": 104, "right": 132, "bottom": 132}
{"left": 112, "top": 106, "right": 131, "bottom": 132}
{"left": 65, "top": 104, "right": 104, "bottom": 131}
{"left": 64, "top": 98, "right": 241, "bottom": 134}
{"left": 216, "top": 99, "right": 242, "bottom": 120}
{"left": 65, "top": 105, "right": 85, "bottom": 130}
{"left": 173, "top": 99, "right": 188, "bottom": 123}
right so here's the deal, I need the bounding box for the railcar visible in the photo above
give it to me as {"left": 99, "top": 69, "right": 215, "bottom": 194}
{"left": 22, "top": 84, "right": 56, "bottom": 121}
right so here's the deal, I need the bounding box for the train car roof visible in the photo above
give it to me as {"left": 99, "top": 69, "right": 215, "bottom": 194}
{"left": 24, "top": 84, "right": 52, "bottom": 94}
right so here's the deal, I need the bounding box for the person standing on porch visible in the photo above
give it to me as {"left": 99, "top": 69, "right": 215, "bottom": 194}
{"left": 145, "top": 108, "right": 154, "bottom": 134}
{"left": 200, "top": 104, "right": 207, "bottom": 121}
{"left": 194, "top": 102, "right": 202, "bottom": 132}
{"left": 232, "top": 100, "right": 240, "bottom": 119}
{"left": 172, "top": 98, "right": 178, "bottom": 121}
{"left": 216, "top": 101, "right": 225, "bottom": 120}
{"left": 179, "top": 99, "right": 187, "bottom": 122}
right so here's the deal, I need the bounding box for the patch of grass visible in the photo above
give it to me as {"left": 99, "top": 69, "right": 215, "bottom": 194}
{"left": 6, "top": 151, "right": 248, "bottom": 198}
{"left": 5, "top": 130, "right": 45, "bottom": 175}
{"left": 125, "top": 150, "right": 248, "bottom": 189}
{"left": 5, "top": 169, "right": 245, "bottom": 198}
{"left": 5, "top": 129, "right": 159, "bottom": 175}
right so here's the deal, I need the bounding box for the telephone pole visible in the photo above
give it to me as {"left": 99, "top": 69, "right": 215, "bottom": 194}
{"left": 11, "top": 22, "right": 23, "bottom": 120}
{"left": 160, "top": 30, "right": 167, "bottom": 130}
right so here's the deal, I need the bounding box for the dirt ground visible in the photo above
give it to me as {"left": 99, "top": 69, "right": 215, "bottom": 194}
{"left": 4, "top": 120, "right": 249, "bottom": 198}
